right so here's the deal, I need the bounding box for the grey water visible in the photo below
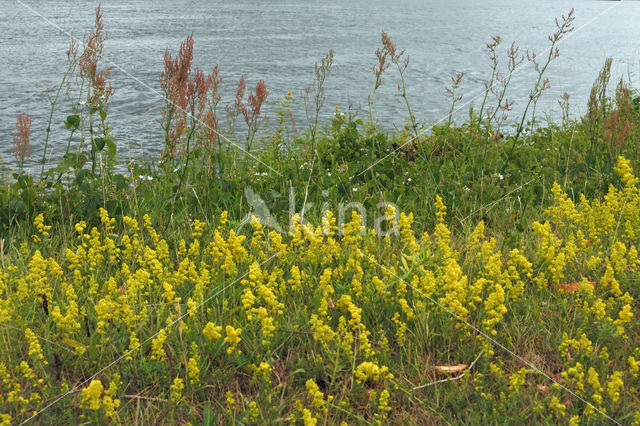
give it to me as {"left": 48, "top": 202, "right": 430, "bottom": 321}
{"left": 1, "top": 0, "right": 640, "bottom": 172}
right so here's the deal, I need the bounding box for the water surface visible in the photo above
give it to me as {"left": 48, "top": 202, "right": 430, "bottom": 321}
{"left": 1, "top": 0, "right": 639, "bottom": 170}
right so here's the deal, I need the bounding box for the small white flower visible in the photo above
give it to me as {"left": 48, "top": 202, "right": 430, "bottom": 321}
{"left": 407, "top": 177, "right": 412, "bottom": 182}
{"left": 352, "top": 187, "right": 358, "bottom": 192}
{"left": 327, "top": 172, "right": 332, "bottom": 177}
{"left": 464, "top": 186, "right": 471, "bottom": 192}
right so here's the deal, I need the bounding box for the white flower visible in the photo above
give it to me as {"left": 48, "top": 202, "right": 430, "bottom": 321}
{"left": 327, "top": 172, "right": 332, "bottom": 177}
{"left": 407, "top": 177, "right": 412, "bottom": 182}
{"left": 352, "top": 187, "right": 358, "bottom": 192}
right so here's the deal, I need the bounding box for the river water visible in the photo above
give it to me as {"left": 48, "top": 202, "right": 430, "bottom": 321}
{"left": 1, "top": 0, "right": 639, "bottom": 171}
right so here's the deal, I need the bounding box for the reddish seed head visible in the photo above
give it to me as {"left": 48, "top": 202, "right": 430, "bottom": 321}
{"left": 243, "top": 80, "right": 270, "bottom": 129}
{"left": 210, "top": 64, "right": 222, "bottom": 103}
{"left": 251, "top": 80, "right": 269, "bottom": 115}
{"left": 381, "top": 31, "right": 404, "bottom": 63}
{"left": 202, "top": 110, "right": 218, "bottom": 148}
{"left": 13, "top": 112, "right": 32, "bottom": 165}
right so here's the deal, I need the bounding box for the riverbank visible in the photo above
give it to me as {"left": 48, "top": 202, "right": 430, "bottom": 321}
{"left": 1, "top": 7, "right": 640, "bottom": 424}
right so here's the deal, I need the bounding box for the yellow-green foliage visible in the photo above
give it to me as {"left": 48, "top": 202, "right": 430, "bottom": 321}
{"left": 0, "top": 157, "right": 639, "bottom": 423}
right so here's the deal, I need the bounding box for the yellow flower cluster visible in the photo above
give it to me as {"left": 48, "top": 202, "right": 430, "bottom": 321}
{"left": 354, "top": 361, "right": 393, "bottom": 384}
{"left": 3, "top": 158, "right": 640, "bottom": 422}
{"left": 202, "top": 322, "right": 223, "bottom": 341}
{"left": 32, "top": 213, "right": 51, "bottom": 243}
{"left": 224, "top": 325, "right": 242, "bottom": 354}
{"left": 170, "top": 377, "right": 184, "bottom": 403}
{"left": 306, "top": 379, "right": 329, "bottom": 413}
{"left": 80, "top": 380, "right": 103, "bottom": 410}
{"left": 79, "top": 375, "right": 120, "bottom": 417}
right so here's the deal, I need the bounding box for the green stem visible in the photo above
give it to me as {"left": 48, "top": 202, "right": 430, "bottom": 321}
{"left": 40, "top": 65, "right": 75, "bottom": 180}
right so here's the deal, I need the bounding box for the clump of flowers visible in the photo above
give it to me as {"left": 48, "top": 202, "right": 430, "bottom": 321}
{"left": 170, "top": 377, "right": 184, "bottom": 404}
{"left": 224, "top": 325, "right": 242, "bottom": 354}
{"left": 80, "top": 380, "right": 103, "bottom": 410}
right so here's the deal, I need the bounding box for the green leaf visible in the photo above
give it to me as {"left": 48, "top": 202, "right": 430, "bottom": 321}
{"left": 203, "top": 403, "right": 215, "bottom": 426}
{"left": 95, "top": 137, "right": 105, "bottom": 152}
{"left": 99, "top": 108, "right": 107, "bottom": 122}
{"left": 106, "top": 138, "right": 116, "bottom": 157}
{"left": 9, "top": 198, "right": 25, "bottom": 214}
{"left": 64, "top": 114, "right": 81, "bottom": 130}
{"left": 75, "top": 169, "right": 88, "bottom": 185}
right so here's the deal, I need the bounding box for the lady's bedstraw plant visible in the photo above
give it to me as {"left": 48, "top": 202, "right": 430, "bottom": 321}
{"left": 2, "top": 8, "right": 640, "bottom": 418}
{"left": 2, "top": 180, "right": 640, "bottom": 423}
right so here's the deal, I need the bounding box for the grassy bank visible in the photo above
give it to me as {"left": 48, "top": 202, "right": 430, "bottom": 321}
{"left": 1, "top": 6, "right": 640, "bottom": 425}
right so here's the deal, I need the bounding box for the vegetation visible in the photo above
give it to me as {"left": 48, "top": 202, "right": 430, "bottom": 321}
{"left": 1, "top": 5, "right": 640, "bottom": 425}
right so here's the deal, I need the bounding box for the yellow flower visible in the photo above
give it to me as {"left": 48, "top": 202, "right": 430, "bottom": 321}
{"left": 561, "top": 362, "right": 584, "bottom": 394}
{"left": 300, "top": 408, "right": 318, "bottom": 426}
{"left": 187, "top": 357, "right": 200, "bottom": 385}
{"left": 224, "top": 325, "right": 242, "bottom": 354}
{"left": 629, "top": 356, "right": 640, "bottom": 377}
{"left": 225, "top": 391, "right": 235, "bottom": 413}
{"left": 203, "top": 322, "right": 223, "bottom": 341}
{"left": 509, "top": 368, "right": 527, "bottom": 392}
{"left": 354, "top": 361, "right": 390, "bottom": 383}
{"left": 25, "top": 328, "right": 46, "bottom": 364}
{"left": 151, "top": 329, "right": 167, "bottom": 361}
{"left": 306, "top": 379, "right": 327, "bottom": 413}
{"left": 81, "top": 380, "right": 104, "bottom": 410}
{"left": 614, "top": 155, "right": 638, "bottom": 187}
{"left": 192, "top": 219, "right": 206, "bottom": 239}
{"left": 32, "top": 213, "right": 52, "bottom": 243}
{"left": 548, "top": 395, "right": 566, "bottom": 418}
{"left": 614, "top": 304, "right": 634, "bottom": 337}
{"left": 439, "top": 258, "right": 469, "bottom": 320}
{"left": 170, "top": 377, "right": 184, "bottom": 403}
{"left": 434, "top": 195, "right": 447, "bottom": 222}
{"left": 606, "top": 371, "right": 624, "bottom": 404}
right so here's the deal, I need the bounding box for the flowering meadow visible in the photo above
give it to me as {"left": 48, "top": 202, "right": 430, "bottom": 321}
{"left": 1, "top": 156, "right": 639, "bottom": 424}
{"left": 2, "top": 5, "right": 640, "bottom": 424}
